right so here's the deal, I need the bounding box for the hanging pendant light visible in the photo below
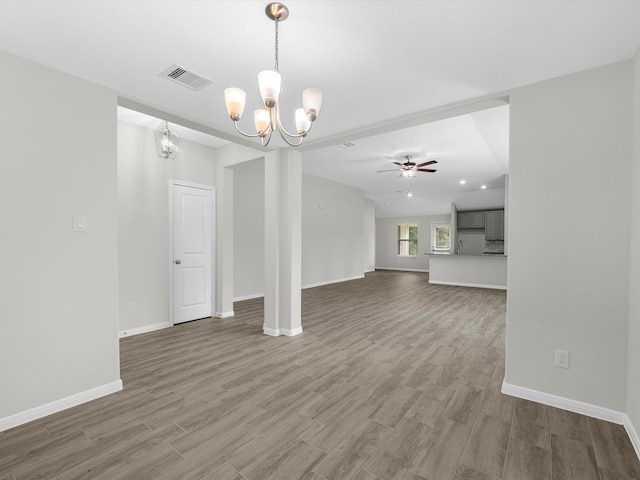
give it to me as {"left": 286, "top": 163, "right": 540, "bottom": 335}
{"left": 155, "top": 121, "right": 179, "bottom": 159}
{"left": 224, "top": 3, "right": 323, "bottom": 147}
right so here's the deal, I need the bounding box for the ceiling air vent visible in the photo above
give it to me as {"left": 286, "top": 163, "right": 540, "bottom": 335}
{"left": 160, "top": 64, "right": 212, "bottom": 91}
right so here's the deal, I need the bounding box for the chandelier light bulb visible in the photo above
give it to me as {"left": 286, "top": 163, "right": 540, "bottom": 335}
{"left": 254, "top": 109, "right": 271, "bottom": 136}
{"left": 224, "top": 88, "right": 246, "bottom": 121}
{"left": 258, "top": 70, "right": 281, "bottom": 108}
{"left": 295, "top": 108, "right": 311, "bottom": 134}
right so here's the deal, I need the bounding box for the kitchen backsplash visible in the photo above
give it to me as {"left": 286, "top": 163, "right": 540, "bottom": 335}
{"left": 484, "top": 240, "right": 505, "bottom": 254}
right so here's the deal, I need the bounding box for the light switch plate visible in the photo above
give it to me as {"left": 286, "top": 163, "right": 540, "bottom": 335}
{"left": 73, "top": 215, "right": 87, "bottom": 232}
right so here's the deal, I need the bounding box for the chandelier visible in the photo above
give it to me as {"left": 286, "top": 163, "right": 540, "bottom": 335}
{"left": 224, "top": 3, "right": 323, "bottom": 147}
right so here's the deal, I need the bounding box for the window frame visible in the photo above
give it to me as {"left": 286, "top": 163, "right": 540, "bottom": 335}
{"left": 431, "top": 222, "right": 451, "bottom": 252}
{"left": 397, "top": 224, "right": 418, "bottom": 257}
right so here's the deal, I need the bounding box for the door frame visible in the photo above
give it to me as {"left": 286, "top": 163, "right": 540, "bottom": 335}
{"left": 168, "top": 179, "right": 216, "bottom": 326}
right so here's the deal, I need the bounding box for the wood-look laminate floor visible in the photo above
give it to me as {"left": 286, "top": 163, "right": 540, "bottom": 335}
{"left": 2, "top": 270, "right": 639, "bottom": 480}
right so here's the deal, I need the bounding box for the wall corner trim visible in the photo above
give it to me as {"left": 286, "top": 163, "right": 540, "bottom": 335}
{"left": 215, "top": 311, "right": 235, "bottom": 318}
{"left": 0, "top": 380, "right": 123, "bottom": 432}
{"left": 281, "top": 327, "right": 303, "bottom": 337}
{"left": 502, "top": 381, "right": 640, "bottom": 461}
{"left": 263, "top": 327, "right": 280, "bottom": 337}
{"left": 263, "top": 327, "right": 303, "bottom": 337}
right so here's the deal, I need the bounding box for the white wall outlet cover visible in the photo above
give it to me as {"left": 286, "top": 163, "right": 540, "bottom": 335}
{"left": 73, "top": 214, "right": 87, "bottom": 232}
{"left": 555, "top": 349, "right": 570, "bottom": 369}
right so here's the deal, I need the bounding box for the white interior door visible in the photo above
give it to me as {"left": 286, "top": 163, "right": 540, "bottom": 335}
{"left": 172, "top": 183, "right": 213, "bottom": 324}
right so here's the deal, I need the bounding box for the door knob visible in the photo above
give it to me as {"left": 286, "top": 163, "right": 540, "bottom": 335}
{"left": 175, "top": 259, "right": 181, "bottom": 265}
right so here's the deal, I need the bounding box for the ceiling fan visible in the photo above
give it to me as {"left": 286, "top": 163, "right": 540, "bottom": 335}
{"left": 377, "top": 154, "right": 437, "bottom": 177}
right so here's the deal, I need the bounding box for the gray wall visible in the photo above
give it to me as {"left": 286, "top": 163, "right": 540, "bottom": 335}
{"left": 233, "top": 159, "right": 265, "bottom": 300}
{"left": 364, "top": 198, "right": 376, "bottom": 272}
{"left": 117, "top": 121, "right": 216, "bottom": 334}
{"left": 232, "top": 164, "right": 372, "bottom": 298}
{"left": 376, "top": 214, "right": 451, "bottom": 271}
{"left": 628, "top": 48, "right": 640, "bottom": 445}
{"left": 0, "top": 51, "right": 121, "bottom": 420}
{"left": 302, "top": 174, "right": 368, "bottom": 286}
{"left": 506, "top": 61, "right": 632, "bottom": 411}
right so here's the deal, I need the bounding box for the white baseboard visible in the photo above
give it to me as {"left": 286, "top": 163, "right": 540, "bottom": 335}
{"left": 375, "top": 267, "right": 429, "bottom": 273}
{"left": 303, "top": 274, "right": 365, "bottom": 290}
{"left": 119, "top": 322, "right": 172, "bottom": 338}
{"left": 232, "top": 275, "right": 370, "bottom": 301}
{"left": 0, "top": 380, "right": 123, "bottom": 432}
{"left": 502, "top": 381, "right": 640, "bottom": 461}
{"left": 502, "top": 381, "right": 626, "bottom": 424}
{"left": 233, "top": 293, "right": 264, "bottom": 302}
{"left": 364, "top": 268, "right": 376, "bottom": 273}
{"left": 263, "top": 326, "right": 303, "bottom": 337}
{"left": 429, "top": 280, "right": 507, "bottom": 290}
{"left": 215, "top": 310, "right": 235, "bottom": 318}
{"left": 624, "top": 414, "right": 640, "bottom": 461}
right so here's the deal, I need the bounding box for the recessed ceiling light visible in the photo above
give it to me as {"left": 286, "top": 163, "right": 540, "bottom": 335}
{"left": 459, "top": 180, "right": 466, "bottom": 185}
{"left": 481, "top": 185, "right": 487, "bottom": 189}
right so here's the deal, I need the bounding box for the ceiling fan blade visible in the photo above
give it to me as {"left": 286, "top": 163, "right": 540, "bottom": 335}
{"left": 417, "top": 168, "right": 437, "bottom": 173}
{"left": 392, "top": 162, "right": 403, "bottom": 167}
{"left": 416, "top": 160, "right": 437, "bottom": 167}
{"left": 377, "top": 169, "right": 399, "bottom": 173}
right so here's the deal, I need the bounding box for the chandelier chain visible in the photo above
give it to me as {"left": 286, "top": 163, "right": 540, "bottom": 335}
{"left": 274, "top": 18, "right": 280, "bottom": 72}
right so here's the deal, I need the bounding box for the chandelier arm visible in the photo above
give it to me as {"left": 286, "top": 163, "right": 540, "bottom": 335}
{"left": 233, "top": 121, "right": 263, "bottom": 139}
{"left": 261, "top": 128, "right": 274, "bottom": 147}
{"left": 274, "top": 104, "right": 312, "bottom": 140}
{"left": 277, "top": 129, "right": 305, "bottom": 147}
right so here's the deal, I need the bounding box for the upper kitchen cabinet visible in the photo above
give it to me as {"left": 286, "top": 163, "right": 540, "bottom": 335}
{"left": 485, "top": 210, "right": 505, "bottom": 240}
{"left": 458, "top": 211, "right": 485, "bottom": 229}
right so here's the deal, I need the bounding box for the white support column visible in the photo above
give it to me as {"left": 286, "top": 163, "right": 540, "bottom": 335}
{"left": 215, "top": 164, "right": 235, "bottom": 318}
{"left": 263, "top": 148, "right": 302, "bottom": 336}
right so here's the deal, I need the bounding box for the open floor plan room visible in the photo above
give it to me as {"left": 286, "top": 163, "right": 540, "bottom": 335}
{"left": 1, "top": 271, "right": 638, "bottom": 480}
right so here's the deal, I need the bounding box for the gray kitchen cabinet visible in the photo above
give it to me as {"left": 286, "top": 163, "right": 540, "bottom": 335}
{"left": 470, "top": 211, "right": 485, "bottom": 228}
{"left": 485, "top": 210, "right": 505, "bottom": 240}
{"left": 458, "top": 211, "right": 485, "bottom": 229}
{"left": 458, "top": 212, "right": 471, "bottom": 229}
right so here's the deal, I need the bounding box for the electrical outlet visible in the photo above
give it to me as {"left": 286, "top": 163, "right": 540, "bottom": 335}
{"left": 127, "top": 301, "right": 136, "bottom": 313}
{"left": 555, "top": 349, "right": 570, "bottom": 369}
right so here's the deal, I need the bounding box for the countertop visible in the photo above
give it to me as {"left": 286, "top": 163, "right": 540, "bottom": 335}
{"left": 428, "top": 252, "right": 507, "bottom": 257}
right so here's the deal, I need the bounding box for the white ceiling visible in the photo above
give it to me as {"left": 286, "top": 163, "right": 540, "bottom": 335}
{"left": 2, "top": 1, "right": 639, "bottom": 216}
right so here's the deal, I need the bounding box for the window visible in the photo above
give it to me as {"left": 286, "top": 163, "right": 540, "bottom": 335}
{"left": 398, "top": 224, "right": 418, "bottom": 256}
{"left": 431, "top": 222, "right": 451, "bottom": 251}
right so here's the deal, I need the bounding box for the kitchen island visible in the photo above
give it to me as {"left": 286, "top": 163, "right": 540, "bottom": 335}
{"left": 428, "top": 253, "right": 507, "bottom": 290}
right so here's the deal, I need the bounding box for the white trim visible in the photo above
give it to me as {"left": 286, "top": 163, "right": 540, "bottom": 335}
{"left": 302, "top": 274, "right": 365, "bottom": 290}
{"left": 502, "top": 381, "right": 626, "bottom": 424}
{"left": 364, "top": 269, "right": 376, "bottom": 273}
{"left": 263, "top": 327, "right": 280, "bottom": 336}
{"left": 625, "top": 416, "right": 640, "bottom": 461}
{"left": 429, "top": 280, "right": 507, "bottom": 290}
{"left": 376, "top": 267, "right": 429, "bottom": 273}
{"left": 262, "top": 326, "right": 303, "bottom": 337}
{"left": 119, "top": 322, "right": 172, "bottom": 338}
{"left": 215, "top": 310, "right": 234, "bottom": 318}
{"left": 0, "top": 380, "right": 123, "bottom": 432}
{"left": 502, "top": 381, "right": 640, "bottom": 461}
{"left": 281, "top": 327, "right": 303, "bottom": 336}
{"left": 233, "top": 292, "right": 264, "bottom": 302}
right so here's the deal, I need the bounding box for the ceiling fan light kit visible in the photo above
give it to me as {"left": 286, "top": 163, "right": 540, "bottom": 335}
{"left": 224, "top": 2, "right": 323, "bottom": 147}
